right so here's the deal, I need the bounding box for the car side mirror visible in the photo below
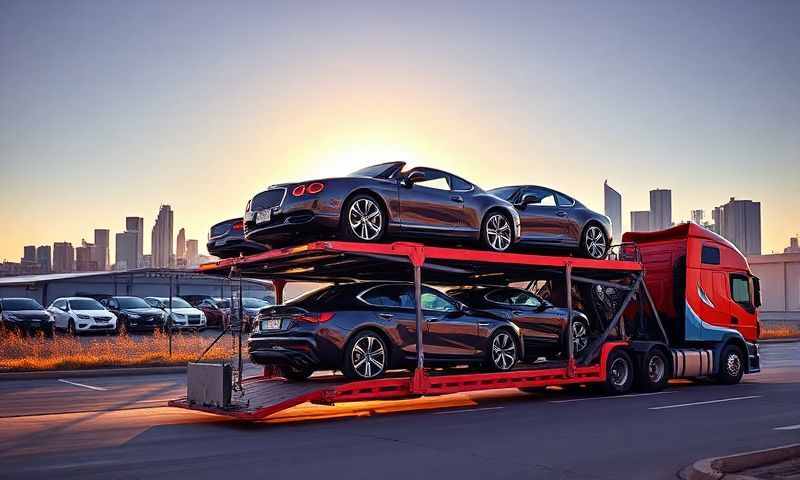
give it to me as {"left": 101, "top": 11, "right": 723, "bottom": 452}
{"left": 403, "top": 171, "right": 426, "bottom": 188}
{"left": 516, "top": 194, "right": 539, "bottom": 208}
{"left": 63, "top": 305, "right": 70, "bottom": 312}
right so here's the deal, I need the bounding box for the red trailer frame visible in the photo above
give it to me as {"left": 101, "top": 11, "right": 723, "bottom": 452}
{"left": 169, "top": 241, "right": 658, "bottom": 420}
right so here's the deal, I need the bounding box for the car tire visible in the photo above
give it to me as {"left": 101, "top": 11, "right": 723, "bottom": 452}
{"left": 603, "top": 349, "right": 634, "bottom": 395}
{"left": 486, "top": 329, "right": 519, "bottom": 371}
{"left": 481, "top": 211, "right": 514, "bottom": 252}
{"left": 635, "top": 349, "right": 670, "bottom": 392}
{"left": 715, "top": 344, "right": 745, "bottom": 385}
{"left": 341, "top": 194, "right": 386, "bottom": 243}
{"left": 343, "top": 330, "right": 389, "bottom": 380}
{"left": 282, "top": 366, "right": 314, "bottom": 382}
{"left": 67, "top": 319, "right": 77, "bottom": 336}
{"left": 580, "top": 224, "right": 608, "bottom": 260}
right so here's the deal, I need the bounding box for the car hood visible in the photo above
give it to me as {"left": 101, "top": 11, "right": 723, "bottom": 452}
{"left": 5, "top": 310, "right": 50, "bottom": 320}
{"left": 167, "top": 307, "right": 203, "bottom": 315}
{"left": 73, "top": 309, "right": 115, "bottom": 318}
{"left": 123, "top": 308, "right": 164, "bottom": 316}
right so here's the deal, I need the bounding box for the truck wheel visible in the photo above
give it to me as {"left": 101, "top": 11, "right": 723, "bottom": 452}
{"left": 603, "top": 349, "right": 634, "bottom": 395}
{"left": 635, "top": 349, "right": 670, "bottom": 392}
{"left": 715, "top": 345, "right": 744, "bottom": 385}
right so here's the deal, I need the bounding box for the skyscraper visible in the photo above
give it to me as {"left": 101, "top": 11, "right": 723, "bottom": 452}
{"left": 785, "top": 237, "right": 800, "bottom": 254}
{"left": 177, "top": 228, "right": 186, "bottom": 260}
{"left": 151, "top": 205, "right": 174, "bottom": 268}
{"left": 94, "top": 229, "right": 110, "bottom": 271}
{"left": 603, "top": 180, "right": 622, "bottom": 238}
{"left": 53, "top": 242, "right": 75, "bottom": 273}
{"left": 21, "top": 245, "right": 36, "bottom": 264}
{"left": 630, "top": 211, "right": 651, "bottom": 232}
{"left": 115, "top": 231, "right": 138, "bottom": 271}
{"left": 717, "top": 197, "right": 761, "bottom": 255}
{"left": 126, "top": 216, "right": 144, "bottom": 268}
{"left": 36, "top": 245, "right": 51, "bottom": 273}
{"left": 186, "top": 239, "right": 199, "bottom": 266}
{"left": 691, "top": 210, "right": 704, "bottom": 225}
{"left": 712, "top": 206, "right": 724, "bottom": 234}
{"left": 75, "top": 239, "right": 98, "bottom": 271}
{"left": 649, "top": 189, "right": 672, "bottom": 231}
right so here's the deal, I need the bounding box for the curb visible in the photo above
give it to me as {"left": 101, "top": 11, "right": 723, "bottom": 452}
{"left": 0, "top": 365, "right": 189, "bottom": 381}
{"left": 682, "top": 443, "right": 800, "bottom": 480}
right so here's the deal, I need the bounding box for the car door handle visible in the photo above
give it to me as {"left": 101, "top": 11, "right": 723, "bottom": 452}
{"left": 511, "top": 311, "right": 524, "bottom": 316}
{"left": 378, "top": 313, "right": 394, "bottom": 319}
{"left": 478, "top": 322, "right": 490, "bottom": 327}
{"left": 450, "top": 195, "right": 464, "bottom": 203}
{"left": 556, "top": 211, "right": 567, "bottom": 217}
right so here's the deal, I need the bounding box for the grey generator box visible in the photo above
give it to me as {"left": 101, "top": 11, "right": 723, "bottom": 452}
{"left": 187, "top": 362, "right": 232, "bottom": 408}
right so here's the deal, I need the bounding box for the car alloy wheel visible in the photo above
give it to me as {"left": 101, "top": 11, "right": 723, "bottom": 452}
{"left": 584, "top": 226, "right": 607, "bottom": 259}
{"left": 485, "top": 214, "right": 512, "bottom": 251}
{"left": 491, "top": 331, "right": 517, "bottom": 370}
{"left": 351, "top": 334, "right": 386, "bottom": 379}
{"left": 348, "top": 198, "right": 383, "bottom": 241}
{"left": 572, "top": 320, "right": 589, "bottom": 354}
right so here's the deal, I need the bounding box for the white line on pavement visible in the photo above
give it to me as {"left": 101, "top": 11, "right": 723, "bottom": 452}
{"left": 432, "top": 406, "right": 505, "bottom": 415}
{"left": 649, "top": 395, "right": 762, "bottom": 410}
{"left": 58, "top": 379, "right": 108, "bottom": 391}
{"left": 549, "top": 391, "right": 675, "bottom": 403}
{"left": 774, "top": 424, "right": 800, "bottom": 431}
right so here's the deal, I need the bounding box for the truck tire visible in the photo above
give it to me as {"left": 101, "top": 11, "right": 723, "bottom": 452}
{"left": 603, "top": 349, "right": 634, "bottom": 395}
{"left": 715, "top": 344, "right": 744, "bottom": 385}
{"left": 635, "top": 349, "right": 670, "bottom": 392}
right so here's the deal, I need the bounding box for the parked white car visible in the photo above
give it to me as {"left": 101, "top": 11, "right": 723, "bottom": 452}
{"left": 144, "top": 297, "right": 207, "bottom": 330}
{"left": 47, "top": 297, "right": 117, "bottom": 335}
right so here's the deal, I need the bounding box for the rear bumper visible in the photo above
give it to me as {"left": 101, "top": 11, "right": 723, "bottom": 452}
{"left": 244, "top": 210, "right": 339, "bottom": 248}
{"left": 248, "top": 336, "right": 320, "bottom": 370}
{"left": 746, "top": 341, "right": 760, "bottom": 373}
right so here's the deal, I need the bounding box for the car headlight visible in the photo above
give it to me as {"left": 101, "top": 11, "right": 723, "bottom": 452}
{"left": 4, "top": 314, "right": 19, "bottom": 322}
{"left": 128, "top": 313, "right": 141, "bottom": 319}
{"left": 77, "top": 314, "right": 91, "bottom": 320}
{"left": 172, "top": 313, "right": 186, "bottom": 320}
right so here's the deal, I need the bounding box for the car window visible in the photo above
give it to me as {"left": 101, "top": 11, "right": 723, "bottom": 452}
{"left": 487, "top": 289, "right": 541, "bottom": 307}
{"left": 69, "top": 299, "right": 104, "bottom": 310}
{"left": 556, "top": 193, "right": 575, "bottom": 207}
{"left": 54, "top": 299, "right": 66, "bottom": 309}
{"left": 360, "top": 285, "right": 415, "bottom": 308}
{"left": 522, "top": 187, "right": 557, "bottom": 206}
{"left": 450, "top": 176, "right": 472, "bottom": 191}
{"left": 730, "top": 275, "right": 752, "bottom": 307}
{"left": 408, "top": 169, "right": 451, "bottom": 191}
{"left": 145, "top": 298, "right": 161, "bottom": 307}
{"left": 420, "top": 290, "right": 457, "bottom": 312}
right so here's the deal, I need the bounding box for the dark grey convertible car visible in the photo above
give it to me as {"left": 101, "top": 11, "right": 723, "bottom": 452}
{"left": 248, "top": 282, "right": 523, "bottom": 380}
{"left": 488, "top": 185, "right": 613, "bottom": 259}
{"left": 243, "top": 162, "right": 521, "bottom": 252}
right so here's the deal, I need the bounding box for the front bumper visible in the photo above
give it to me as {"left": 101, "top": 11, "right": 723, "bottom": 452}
{"left": 1, "top": 319, "right": 54, "bottom": 333}
{"left": 746, "top": 341, "right": 760, "bottom": 373}
{"left": 75, "top": 319, "right": 116, "bottom": 331}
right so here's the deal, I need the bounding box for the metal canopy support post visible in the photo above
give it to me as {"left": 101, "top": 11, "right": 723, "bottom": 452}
{"left": 566, "top": 263, "right": 575, "bottom": 377}
{"left": 581, "top": 274, "right": 643, "bottom": 365}
{"left": 273, "top": 279, "right": 286, "bottom": 304}
{"left": 168, "top": 273, "right": 173, "bottom": 357}
{"left": 400, "top": 243, "right": 427, "bottom": 394}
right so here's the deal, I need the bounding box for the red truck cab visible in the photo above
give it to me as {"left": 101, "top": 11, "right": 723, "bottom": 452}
{"left": 623, "top": 223, "right": 761, "bottom": 379}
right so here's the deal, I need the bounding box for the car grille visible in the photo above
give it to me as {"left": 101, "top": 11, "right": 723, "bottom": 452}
{"left": 188, "top": 315, "right": 201, "bottom": 325}
{"left": 250, "top": 188, "right": 285, "bottom": 211}
{"left": 93, "top": 316, "right": 110, "bottom": 322}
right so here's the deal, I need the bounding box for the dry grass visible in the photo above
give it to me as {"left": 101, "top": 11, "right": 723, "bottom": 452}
{"left": 0, "top": 329, "right": 233, "bottom": 372}
{"left": 760, "top": 322, "right": 800, "bottom": 340}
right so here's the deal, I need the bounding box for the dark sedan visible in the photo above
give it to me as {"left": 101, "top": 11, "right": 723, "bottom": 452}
{"left": 207, "top": 217, "right": 267, "bottom": 259}
{"left": 103, "top": 296, "right": 166, "bottom": 333}
{"left": 243, "top": 161, "right": 521, "bottom": 252}
{"left": 0, "top": 298, "right": 54, "bottom": 336}
{"left": 447, "top": 286, "right": 591, "bottom": 359}
{"left": 488, "top": 185, "right": 613, "bottom": 259}
{"left": 248, "top": 282, "right": 522, "bottom": 380}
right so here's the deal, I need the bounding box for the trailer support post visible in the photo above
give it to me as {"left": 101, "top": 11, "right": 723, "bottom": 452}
{"left": 566, "top": 263, "right": 575, "bottom": 377}
{"left": 403, "top": 244, "right": 428, "bottom": 394}
{"left": 273, "top": 279, "right": 286, "bottom": 304}
{"left": 641, "top": 280, "right": 669, "bottom": 344}
{"left": 581, "top": 274, "right": 643, "bottom": 365}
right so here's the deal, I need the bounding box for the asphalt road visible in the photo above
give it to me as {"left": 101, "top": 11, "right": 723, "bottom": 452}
{"left": 1, "top": 342, "right": 798, "bottom": 480}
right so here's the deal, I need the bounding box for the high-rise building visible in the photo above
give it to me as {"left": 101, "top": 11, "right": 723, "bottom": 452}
{"left": 75, "top": 239, "right": 99, "bottom": 272}
{"left": 115, "top": 231, "right": 138, "bottom": 271}
{"left": 630, "top": 211, "right": 651, "bottom": 232}
{"left": 151, "top": 205, "right": 174, "bottom": 268}
{"left": 691, "top": 210, "right": 704, "bottom": 225}
{"left": 649, "top": 189, "right": 672, "bottom": 231}
{"left": 785, "top": 237, "right": 800, "bottom": 253}
{"left": 603, "top": 181, "right": 622, "bottom": 238}
{"left": 36, "top": 245, "right": 51, "bottom": 273}
{"left": 52, "top": 242, "right": 75, "bottom": 273}
{"left": 93, "top": 229, "right": 110, "bottom": 271}
{"left": 717, "top": 197, "right": 761, "bottom": 255}
{"left": 21, "top": 245, "right": 36, "bottom": 264}
{"left": 712, "top": 206, "right": 724, "bottom": 234}
{"left": 186, "top": 239, "right": 198, "bottom": 265}
{"left": 125, "top": 217, "right": 144, "bottom": 268}
{"left": 177, "top": 228, "right": 186, "bottom": 260}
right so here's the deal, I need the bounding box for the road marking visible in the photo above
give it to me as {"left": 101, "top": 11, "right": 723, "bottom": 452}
{"left": 649, "top": 395, "right": 761, "bottom": 410}
{"left": 432, "top": 406, "right": 504, "bottom": 415}
{"left": 774, "top": 424, "right": 800, "bottom": 431}
{"left": 549, "top": 391, "right": 675, "bottom": 403}
{"left": 58, "top": 379, "right": 108, "bottom": 391}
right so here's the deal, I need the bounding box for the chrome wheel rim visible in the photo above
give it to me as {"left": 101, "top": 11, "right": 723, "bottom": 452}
{"left": 348, "top": 199, "right": 382, "bottom": 241}
{"left": 486, "top": 214, "right": 512, "bottom": 251}
{"left": 492, "top": 332, "right": 516, "bottom": 370}
{"left": 585, "top": 226, "right": 607, "bottom": 259}
{"left": 351, "top": 335, "right": 385, "bottom": 378}
{"left": 609, "top": 357, "right": 629, "bottom": 387}
{"left": 648, "top": 355, "right": 665, "bottom": 383}
{"left": 726, "top": 352, "right": 742, "bottom": 378}
{"left": 572, "top": 321, "right": 589, "bottom": 353}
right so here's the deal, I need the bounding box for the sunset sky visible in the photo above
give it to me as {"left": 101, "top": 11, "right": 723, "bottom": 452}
{"left": 1, "top": 0, "right": 798, "bottom": 261}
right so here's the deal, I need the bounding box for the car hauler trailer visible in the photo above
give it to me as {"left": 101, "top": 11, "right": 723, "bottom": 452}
{"left": 169, "top": 232, "right": 760, "bottom": 420}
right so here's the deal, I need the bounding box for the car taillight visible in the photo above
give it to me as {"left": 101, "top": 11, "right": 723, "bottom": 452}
{"left": 306, "top": 182, "right": 325, "bottom": 194}
{"left": 295, "top": 312, "right": 335, "bottom": 323}
{"left": 232, "top": 221, "right": 243, "bottom": 231}
{"left": 292, "top": 185, "right": 306, "bottom": 196}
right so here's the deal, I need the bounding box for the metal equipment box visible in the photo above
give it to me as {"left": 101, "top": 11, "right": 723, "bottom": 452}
{"left": 187, "top": 362, "right": 232, "bottom": 408}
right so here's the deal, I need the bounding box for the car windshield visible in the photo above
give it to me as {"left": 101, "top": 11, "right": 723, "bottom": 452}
{"left": 2, "top": 298, "right": 43, "bottom": 311}
{"left": 116, "top": 297, "right": 150, "bottom": 309}
{"left": 70, "top": 299, "right": 104, "bottom": 310}
{"left": 488, "top": 186, "right": 519, "bottom": 201}
{"left": 347, "top": 162, "right": 403, "bottom": 178}
{"left": 167, "top": 298, "right": 192, "bottom": 309}
{"left": 216, "top": 299, "right": 230, "bottom": 309}
{"left": 242, "top": 298, "right": 270, "bottom": 308}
